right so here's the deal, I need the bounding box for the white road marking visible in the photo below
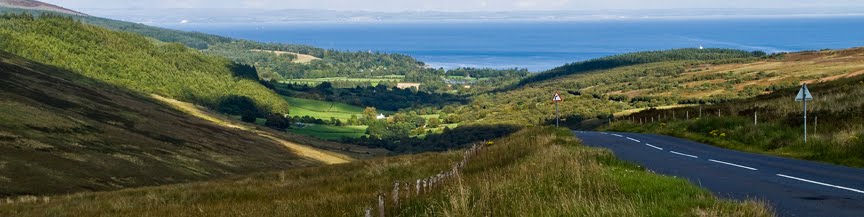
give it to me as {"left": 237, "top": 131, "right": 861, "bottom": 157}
{"left": 626, "top": 137, "right": 641, "bottom": 143}
{"left": 776, "top": 174, "right": 864, "bottom": 194}
{"left": 644, "top": 143, "right": 664, "bottom": 150}
{"left": 708, "top": 159, "right": 758, "bottom": 171}
{"left": 610, "top": 134, "right": 624, "bottom": 137}
{"left": 670, "top": 151, "right": 699, "bottom": 158}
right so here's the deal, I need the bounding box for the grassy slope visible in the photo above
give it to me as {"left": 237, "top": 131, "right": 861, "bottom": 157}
{"left": 151, "top": 95, "right": 358, "bottom": 164}
{"left": 605, "top": 73, "right": 864, "bottom": 167}
{"left": 0, "top": 15, "right": 290, "bottom": 114}
{"left": 0, "top": 127, "right": 772, "bottom": 216}
{"left": 0, "top": 51, "right": 315, "bottom": 196}
{"left": 462, "top": 48, "right": 864, "bottom": 126}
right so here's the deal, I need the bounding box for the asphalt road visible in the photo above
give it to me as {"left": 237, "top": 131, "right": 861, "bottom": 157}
{"left": 574, "top": 131, "right": 864, "bottom": 217}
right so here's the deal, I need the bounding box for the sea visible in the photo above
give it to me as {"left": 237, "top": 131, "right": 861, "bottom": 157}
{"left": 162, "top": 17, "right": 864, "bottom": 72}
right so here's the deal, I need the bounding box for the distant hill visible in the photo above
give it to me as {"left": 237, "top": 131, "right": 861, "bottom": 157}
{"left": 0, "top": 50, "right": 311, "bottom": 196}
{"left": 453, "top": 48, "right": 864, "bottom": 126}
{"left": 0, "top": 0, "right": 85, "bottom": 16}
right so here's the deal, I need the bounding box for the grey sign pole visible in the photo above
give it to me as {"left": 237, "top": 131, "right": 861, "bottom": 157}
{"left": 803, "top": 95, "right": 807, "bottom": 143}
{"left": 553, "top": 92, "right": 563, "bottom": 127}
{"left": 796, "top": 84, "right": 813, "bottom": 144}
{"left": 556, "top": 101, "right": 559, "bottom": 127}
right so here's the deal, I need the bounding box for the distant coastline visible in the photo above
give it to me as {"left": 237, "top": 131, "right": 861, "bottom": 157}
{"left": 81, "top": 8, "right": 864, "bottom": 25}
{"left": 162, "top": 18, "right": 864, "bottom": 72}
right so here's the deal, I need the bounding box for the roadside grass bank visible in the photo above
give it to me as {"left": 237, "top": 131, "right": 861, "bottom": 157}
{"left": 0, "top": 127, "right": 772, "bottom": 216}
{"left": 604, "top": 117, "right": 864, "bottom": 168}
{"left": 605, "top": 75, "right": 864, "bottom": 168}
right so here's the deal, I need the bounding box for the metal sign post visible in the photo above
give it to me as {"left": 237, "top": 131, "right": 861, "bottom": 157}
{"left": 552, "top": 92, "right": 563, "bottom": 127}
{"left": 795, "top": 84, "right": 813, "bottom": 143}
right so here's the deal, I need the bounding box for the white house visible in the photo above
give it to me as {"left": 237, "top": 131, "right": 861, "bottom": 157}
{"left": 376, "top": 114, "right": 386, "bottom": 120}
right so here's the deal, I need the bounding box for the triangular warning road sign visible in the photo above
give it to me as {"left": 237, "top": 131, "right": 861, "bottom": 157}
{"left": 796, "top": 84, "right": 813, "bottom": 101}
{"left": 552, "top": 92, "right": 563, "bottom": 102}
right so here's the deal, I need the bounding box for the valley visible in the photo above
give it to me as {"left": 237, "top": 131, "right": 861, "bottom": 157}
{"left": 1, "top": 1, "right": 863, "bottom": 216}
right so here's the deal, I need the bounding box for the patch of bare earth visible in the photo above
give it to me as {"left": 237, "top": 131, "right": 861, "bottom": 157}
{"left": 801, "top": 69, "right": 864, "bottom": 84}
{"left": 250, "top": 49, "right": 321, "bottom": 64}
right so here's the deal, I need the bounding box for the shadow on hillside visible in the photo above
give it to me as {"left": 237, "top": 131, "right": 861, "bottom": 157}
{"left": 342, "top": 125, "right": 521, "bottom": 154}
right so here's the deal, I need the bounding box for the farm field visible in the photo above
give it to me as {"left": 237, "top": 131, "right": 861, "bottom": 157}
{"left": 285, "top": 97, "right": 390, "bottom": 121}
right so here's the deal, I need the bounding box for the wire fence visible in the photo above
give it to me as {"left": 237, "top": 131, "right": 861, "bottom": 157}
{"left": 364, "top": 142, "right": 487, "bottom": 217}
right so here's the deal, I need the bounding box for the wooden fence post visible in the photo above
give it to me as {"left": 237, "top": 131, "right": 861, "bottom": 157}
{"left": 392, "top": 182, "right": 400, "bottom": 207}
{"left": 814, "top": 116, "right": 818, "bottom": 133}
{"left": 378, "top": 193, "right": 385, "bottom": 217}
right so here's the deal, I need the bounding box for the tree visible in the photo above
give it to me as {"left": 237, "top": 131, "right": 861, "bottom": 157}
{"left": 752, "top": 50, "right": 767, "bottom": 57}
{"left": 366, "top": 120, "right": 389, "bottom": 139}
{"left": 330, "top": 117, "right": 343, "bottom": 126}
{"left": 265, "top": 113, "right": 290, "bottom": 130}
{"left": 241, "top": 110, "right": 257, "bottom": 123}
{"left": 362, "top": 107, "right": 378, "bottom": 124}
{"left": 217, "top": 95, "right": 260, "bottom": 116}
{"left": 428, "top": 117, "right": 441, "bottom": 128}
{"left": 348, "top": 114, "right": 360, "bottom": 125}
{"left": 445, "top": 114, "right": 462, "bottom": 124}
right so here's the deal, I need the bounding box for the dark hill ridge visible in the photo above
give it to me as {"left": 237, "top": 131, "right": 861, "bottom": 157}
{"left": 0, "top": 0, "right": 85, "bottom": 16}
{"left": 0, "top": 51, "right": 314, "bottom": 196}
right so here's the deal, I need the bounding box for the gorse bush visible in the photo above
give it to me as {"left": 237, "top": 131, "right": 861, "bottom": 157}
{"left": 0, "top": 14, "right": 289, "bottom": 114}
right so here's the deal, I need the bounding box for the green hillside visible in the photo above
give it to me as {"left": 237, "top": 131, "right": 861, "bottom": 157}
{"left": 0, "top": 127, "right": 772, "bottom": 216}
{"left": 0, "top": 51, "right": 310, "bottom": 196}
{"left": 516, "top": 48, "right": 760, "bottom": 87}
{"left": 0, "top": 14, "right": 289, "bottom": 114}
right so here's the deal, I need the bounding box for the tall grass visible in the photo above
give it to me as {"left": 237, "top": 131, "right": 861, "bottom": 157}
{"left": 0, "top": 127, "right": 772, "bottom": 216}
{"left": 423, "top": 128, "right": 772, "bottom": 216}
{"left": 608, "top": 75, "right": 864, "bottom": 167}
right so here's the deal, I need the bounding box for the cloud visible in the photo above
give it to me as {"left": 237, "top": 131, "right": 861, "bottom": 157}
{"left": 516, "top": 1, "right": 538, "bottom": 8}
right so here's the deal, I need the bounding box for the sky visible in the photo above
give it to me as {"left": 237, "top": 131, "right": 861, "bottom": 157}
{"left": 42, "top": 0, "right": 864, "bottom": 12}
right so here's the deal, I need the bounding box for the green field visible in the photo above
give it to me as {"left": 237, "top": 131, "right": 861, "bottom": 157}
{"left": 285, "top": 97, "right": 373, "bottom": 121}
{"left": 282, "top": 75, "right": 404, "bottom": 86}
{"left": 420, "top": 114, "right": 440, "bottom": 119}
{"left": 446, "top": 75, "right": 490, "bottom": 81}
{"left": 289, "top": 125, "right": 368, "bottom": 140}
